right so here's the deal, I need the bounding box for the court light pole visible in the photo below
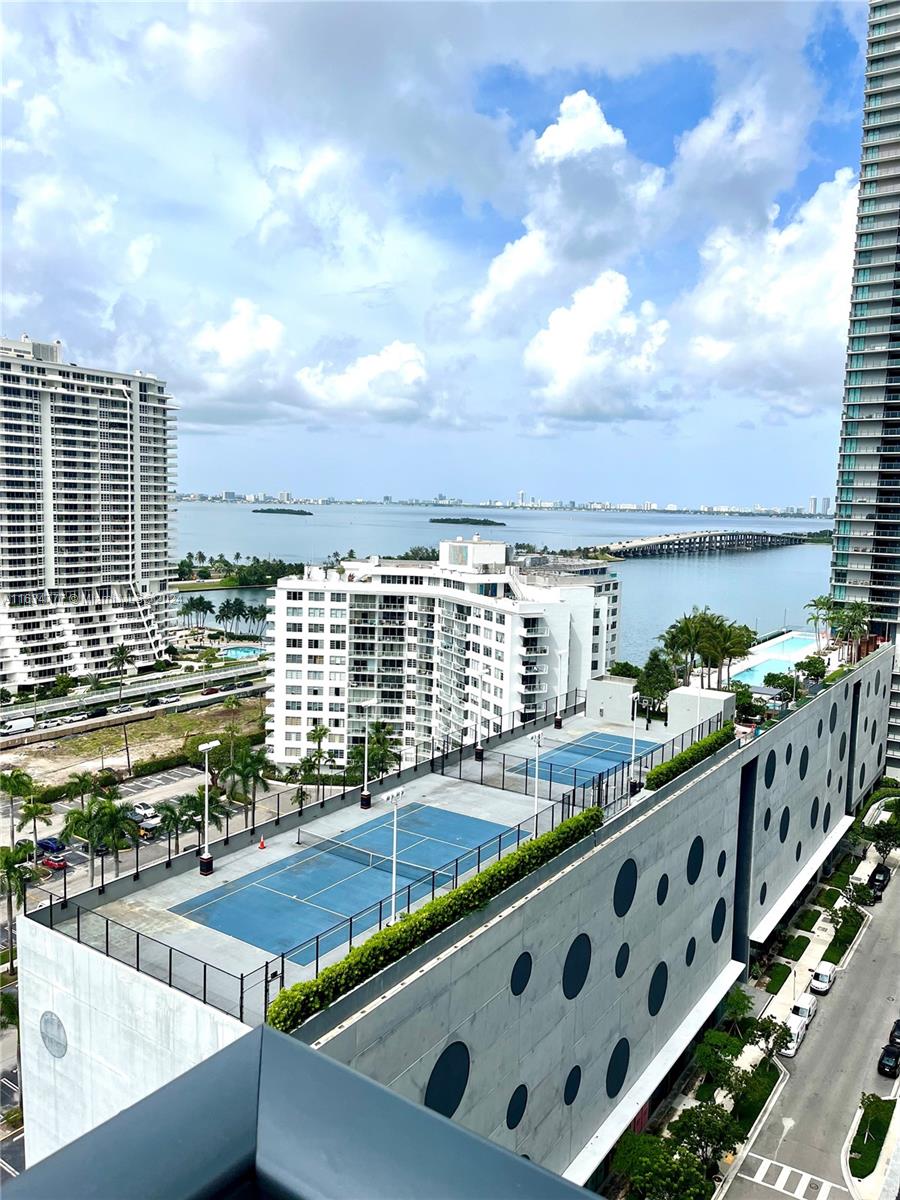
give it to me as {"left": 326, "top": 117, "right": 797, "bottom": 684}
{"left": 527, "top": 731, "right": 542, "bottom": 837}
{"left": 359, "top": 698, "right": 377, "bottom": 809}
{"left": 198, "top": 738, "right": 221, "bottom": 876}
{"left": 385, "top": 786, "right": 406, "bottom": 925}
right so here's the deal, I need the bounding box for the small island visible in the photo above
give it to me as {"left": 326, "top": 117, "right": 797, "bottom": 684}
{"left": 429, "top": 516, "right": 506, "bottom": 527}
{"left": 252, "top": 507, "right": 314, "bottom": 517}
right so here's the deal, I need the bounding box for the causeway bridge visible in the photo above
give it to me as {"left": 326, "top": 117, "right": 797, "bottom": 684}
{"left": 604, "top": 529, "right": 806, "bottom": 558}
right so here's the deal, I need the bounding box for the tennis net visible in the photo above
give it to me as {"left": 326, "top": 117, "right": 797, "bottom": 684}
{"left": 304, "top": 832, "right": 454, "bottom": 888}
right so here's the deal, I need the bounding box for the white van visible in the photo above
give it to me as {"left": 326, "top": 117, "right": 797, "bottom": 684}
{"left": 0, "top": 716, "right": 35, "bottom": 736}
{"left": 779, "top": 1013, "right": 807, "bottom": 1058}
{"left": 809, "top": 962, "right": 837, "bottom": 995}
{"left": 791, "top": 992, "right": 818, "bottom": 1025}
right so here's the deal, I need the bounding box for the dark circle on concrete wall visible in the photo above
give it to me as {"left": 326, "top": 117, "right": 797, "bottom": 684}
{"left": 817, "top": 718, "right": 823, "bottom": 739}
{"left": 687, "top": 836, "right": 704, "bottom": 885}
{"left": 40, "top": 1011, "right": 67, "bottom": 1059}
{"left": 506, "top": 1084, "right": 528, "bottom": 1130}
{"left": 785, "top": 742, "right": 793, "bottom": 765}
{"left": 839, "top": 776, "right": 844, "bottom": 794}
{"left": 656, "top": 873, "right": 669, "bottom": 906}
{"left": 764, "top": 807, "right": 772, "bottom": 831}
{"left": 779, "top": 806, "right": 790, "bottom": 844}
{"left": 717, "top": 850, "right": 727, "bottom": 877}
{"left": 830, "top": 703, "right": 838, "bottom": 733}
{"left": 564, "top": 1066, "right": 582, "bottom": 1106}
{"left": 615, "top": 942, "right": 630, "bottom": 979}
{"left": 872, "top": 721, "right": 878, "bottom": 745}
{"left": 759, "top": 882, "right": 768, "bottom": 906}
{"left": 648, "top": 962, "right": 669, "bottom": 1016}
{"left": 799, "top": 746, "right": 809, "bottom": 781}
{"left": 606, "top": 1038, "right": 631, "bottom": 1099}
{"left": 424, "top": 1041, "right": 470, "bottom": 1119}
{"left": 839, "top": 732, "right": 847, "bottom": 761}
{"left": 711, "top": 898, "right": 727, "bottom": 943}
{"left": 685, "top": 936, "right": 697, "bottom": 966}
{"left": 613, "top": 859, "right": 638, "bottom": 918}
{"left": 867, "top": 681, "right": 871, "bottom": 698}
{"left": 827, "top": 769, "right": 832, "bottom": 787}
{"left": 860, "top": 763, "right": 866, "bottom": 789}
{"left": 764, "top": 749, "right": 777, "bottom": 788}
{"left": 510, "top": 952, "right": 532, "bottom": 997}
{"left": 823, "top": 802, "right": 832, "bottom": 834}
{"left": 876, "top": 669, "right": 882, "bottom": 692}
{"left": 810, "top": 796, "right": 820, "bottom": 829}
{"left": 562, "top": 933, "right": 592, "bottom": 999}
{"left": 795, "top": 840, "right": 802, "bottom": 862}
{"left": 879, "top": 745, "right": 884, "bottom": 766}
{"left": 844, "top": 683, "right": 849, "bottom": 700}
{"left": 864, "top": 717, "right": 869, "bottom": 733}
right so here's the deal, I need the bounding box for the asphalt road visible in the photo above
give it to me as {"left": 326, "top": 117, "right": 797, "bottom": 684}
{"left": 727, "top": 871, "right": 900, "bottom": 1200}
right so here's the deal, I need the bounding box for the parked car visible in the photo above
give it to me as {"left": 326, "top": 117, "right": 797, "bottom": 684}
{"left": 236, "top": 680, "right": 252, "bottom": 689}
{"left": 41, "top": 852, "right": 67, "bottom": 871}
{"left": 37, "top": 836, "right": 66, "bottom": 854}
{"left": 138, "top": 814, "right": 162, "bottom": 831}
{"left": 791, "top": 992, "right": 818, "bottom": 1025}
{"left": 779, "top": 1014, "right": 807, "bottom": 1058}
{"left": 219, "top": 681, "right": 236, "bottom": 691}
{"left": 143, "top": 696, "right": 160, "bottom": 708}
{"left": 130, "top": 801, "right": 157, "bottom": 821}
{"left": 878, "top": 1044, "right": 900, "bottom": 1078}
{"left": 889, "top": 1019, "right": 900, "bottom": 1049}
{"left": 90, "top": 706, "right": 109, "bottom": 718}
{"left": 110, "top": 704, "right": 132, "bottom": 715}
{"left": 201, "top": 687, "right": 220, "bottom": 696}
{"left": 0, "top": 716, "right": 35, "bottom": 736}
{"left": 809, "top": 962, "right": 837, "bottom": 994}
{"left": 868, "top": 863, "right": 891, "bottom": 901}
{"left": 65, "top": 712, "right": 89, "bottom": 724}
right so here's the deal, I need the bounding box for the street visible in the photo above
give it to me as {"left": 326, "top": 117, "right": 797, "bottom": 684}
{"left": 727, "top": 867, "right": 900, "bottom": 1200}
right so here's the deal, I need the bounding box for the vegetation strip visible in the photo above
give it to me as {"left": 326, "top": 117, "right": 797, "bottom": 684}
{"left": 267, "top": 806, "right": 604, "bottom": 1032}
{"left": 645, "top": 723, "right": 735, "bottom": 791}
{"left": 850, "top": 1097, "right": 896, "bottom": 1179}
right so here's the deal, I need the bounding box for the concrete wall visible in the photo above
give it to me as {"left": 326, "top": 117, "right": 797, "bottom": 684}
{"left": 585, "top": 674, "right": 635, "bottom": 725}
{"left": 308, "top": 647, "right": 891, "bottom": 1182}
{"left": 666, "top": 685, "right": 735, "bottom": 738}
{"left": 17, "top": 915, "right": 248, "bottom": 1167}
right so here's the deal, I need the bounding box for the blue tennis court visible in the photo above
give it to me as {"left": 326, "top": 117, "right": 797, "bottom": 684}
{"left": 171, "top": 802, "right": 517, "bottom": 964}
{"left": 510, "top": 730, "right": 658, "bottom": 787}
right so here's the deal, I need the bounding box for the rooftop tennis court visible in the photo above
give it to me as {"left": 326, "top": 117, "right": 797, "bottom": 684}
{"left": 171, "top": 802, "right": 516, "bottom": 964}
{"left": 509, "top": 729, "right": 658, "bottom": 788}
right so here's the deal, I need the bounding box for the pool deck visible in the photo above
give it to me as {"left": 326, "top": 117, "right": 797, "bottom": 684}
{"left": 687, "top": 629, "right": 840, "bottom": 694}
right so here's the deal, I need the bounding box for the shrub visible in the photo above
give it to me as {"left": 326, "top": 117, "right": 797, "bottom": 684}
{"left": 780, "top": 934, "right": 809, "bottom": 961}
{"left": 132, "top": 752, "right": 192, "bottom": 777}
{"left": 793, "top": 908, "right": 821, "bottom": 933}
{"left": 818, "top": 886, "right": 840, "bottom": 908}
{"left": 645, "top": 723, "right": 736, "bottom": 791}
{"left": 823, "top": 667, "right": 851, "bottom": 685}
{"left": 732, "top": 1061, "right": 779, "bottom": 1137}
{"left": 823, "top": 907, "right": 864, "bottom": 965}
{"left": 267, "top": 806, "right": 605, "bottom": 1033}
{"left": 765, "top": 963, "right": 791, "bottom": 994}
{"left": 850, "top": 1098, "right": 895, "bottom": 1179}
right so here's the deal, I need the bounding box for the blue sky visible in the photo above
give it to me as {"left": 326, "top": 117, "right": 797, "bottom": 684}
{"left": 1, "top": 1, "right": 868, "bottom": 506}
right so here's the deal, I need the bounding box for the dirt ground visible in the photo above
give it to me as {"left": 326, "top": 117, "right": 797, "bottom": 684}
{"left": 0, "top": 698, "right": 266, "bottom": 785}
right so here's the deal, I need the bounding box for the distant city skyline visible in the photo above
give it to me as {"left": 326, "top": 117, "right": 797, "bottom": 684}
{"left": 1, "top": 2, "right": 867, "bottom": 501}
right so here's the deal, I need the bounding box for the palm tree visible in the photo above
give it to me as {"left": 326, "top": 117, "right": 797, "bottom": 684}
{"left": 219, "top": 759, "right": 252, "bottom": 827}
{"left": 109, "top": 643, "right": 136, "bottom": 702}
{"left": 94, "top": 799, "right": 139, "bottom": 878}
{"left": 176, "top": 789, "right": 228, "bottom": 850}
{"left": 67, "top": 770, "right": 95, "bottom": 812}
{"left": 305, "top": 725, "right": 336, "bottom": 803}
{"left": 366, "top": 721, "right": 401, "bottom": 778}
{"left": 721, "top": 623, "right": 755, "bottom": 685}
{"left": 0, "top": 845, "right": 39, "bottom": 976}
{"left": 659, "top": 609, "right": 706, "bottom": 687}
{"left": 225, "top": 745, "right": 268, "bottom": 826}
{"left": 805, "top": 595, "right": 833, "bottom": 654}
{"left": 61, "top": 796, "right": 107, "bottom": 887}
{"left": 838, "top": 600, "right": 872, "bottom": 664}
{"left": 1, "top": 767, "right": 34, "bottom": 847}
{"left": 0, "top": 989, "right": 21, "bottom": 1101}
{"left": 84, "top": 672, "right": 103, "bottom": 692}
{"left": 17, "top": 799, "right": 52, "bottom": 862}
{"left": 698, "top": 613, "right": 729, "bottom": 690}
{"left": 197, "top": 597, "right": 215, "bottom": 627}
{"left": 221, "top": 695, "right": 242, "bottom": 768}
{"left": 155, "top": 800, "right": 189, "bottom": 854}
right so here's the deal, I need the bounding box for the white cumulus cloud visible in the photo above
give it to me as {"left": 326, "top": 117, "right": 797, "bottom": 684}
{"left": 193, "top": 299, "right": 285, "bottom": 368}
{"left": 125, "top": 233, "right": 158, "bottom": 281}
{"left": 533, "top": 90, "right": 626, "bottom": 162}
{"left": 295, "top": 340, "right": 428, "bottom": 418}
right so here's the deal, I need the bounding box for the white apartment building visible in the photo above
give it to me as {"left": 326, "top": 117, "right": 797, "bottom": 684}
{"left": 0, "top": 334, "right": 175, "bottom": 691}
{"left": 265, "top": 537, "right": 620, "bottom": 767}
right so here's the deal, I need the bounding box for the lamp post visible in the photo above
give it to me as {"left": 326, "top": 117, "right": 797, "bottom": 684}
{"left": 629, "top": 691, "right": 639, "bottom": 796}
{"left": 555, "top": 649, "right": 565, "bottom": 729}
{"left": 359, "top": 699, "right": 377, "bottom": 809}
{"left": 198, "top": 738, "right": 220, "bottom": 876}
{"left": 527, "top": 731, "right": 542, "bottom": 837}
{"left": 385, "top": 787, "right": 406, "bottom": 925}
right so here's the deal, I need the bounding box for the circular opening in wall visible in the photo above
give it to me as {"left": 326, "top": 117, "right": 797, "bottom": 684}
{"left": 879, "top": 745, "right": 884, "bottom": 766}
{"left": 685, "top": 936, "right": 697, "bottom": 966}
{"left": 648, "top": 962, "right": 669, "bottom": 1016}
{"left": 827, "top": 769, "right": 832, "bottom": 788}
{"left": 844, "top": 683, "right": 849, "bottom": 700}
{"left": 817, "top": 718, "right": 823, "bottom": 739}
{"left": 830, "top": 703, "right": 838, "bottom": 733}
{"left": 764, "top": 749, "right": 777, "bottom": 788}
{"left": 867, "top": 681, "right": 871, "bottom": 698}
{"left": 687, "top": 836, "right": 704, "bottom": 885}
{"left": 506, "top": 1084, "right": 528, "bottom": 1130}
{"left": 424, "top": 1042, "right": 470, "bottom": 1119}
{"left": 779, "top": 806, "right": 790, "bottom": 844}
{"left": 764, "top": 807, "right": 772, "bottom": 831}
{"left": 876, "top": 669, "right": 882, "bottom": 692}
{"left": 717, "top": 850, "right": 727, "bottom": 877}
{"left": 810, "top": 796, "right": 819, "bottom": 829}
{"left": 615, "top": 942, "right": 630, "bottom": 979}
{"left": 606, "top": 1038, "right": 630, "bottom": 1099}
{"left": 839, "top": 732, "right": 847, "bottom": 761}
{"left": 839, "top": 775, "right": 844, "bottom": 794}
{"left": 864, "top": 717, "right": 869, "bottom": 733}
{"left": 613, "top": 859, "right": 638, "bottom": 919}
{"left": 823, "top": 802, "right": 832, "bottom": 834}
{"left": 860, "top": 763, "right": 866, "bottom": 789}
{"left": 799, "top": 746, "right": 809, "bottom": 781}
{"left": 711, "top": 898, "right": 727, "bottom": 943}
{"left": 510, "top": 952, "right": 532, "bottom": 997}
{"left": 785, "top": 743, "right": 793, "bottom": 765}
{"left": 562, "top": 933, "right": 592, "bottom": 1000}
{"left": 40, "top": 1011, "right": 67, "bottom": 1059}
{"left": 872, "top": 721, "right": 878, "bottom": 745}
{"left": 795, "top": 840, "right": 802, "bottom": 862}
{"left": 656, "top": 873, "right": 669, "bottom": 906}
{"left": 564, "top": 1066, "right": 582, "bottom": 1106}
{"left": 759, "top": 882, "right": 767, "bottom": 905}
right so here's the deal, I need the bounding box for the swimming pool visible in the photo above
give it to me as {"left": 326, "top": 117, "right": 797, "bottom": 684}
{"left": 220, "top": 645, "right": 264, "bottom": 659}
{"left": 771, "top": 634, "right": 816, "bottom": 656}
{"left": 733, "top": 658, "right": 796, "bottom": 688}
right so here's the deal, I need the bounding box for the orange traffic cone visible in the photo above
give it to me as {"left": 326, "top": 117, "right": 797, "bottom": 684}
{"left": 259, "top": 836, "right": 266, "bottom": 850}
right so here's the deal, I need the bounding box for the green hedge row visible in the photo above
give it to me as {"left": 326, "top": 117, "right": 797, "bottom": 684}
{"left": 267, "top": 806, "right": 605, "bottom": 1033}
{"left": 644, "top": 722, "right": 735, "bottom": 792}
{"left": 132, "top": 752, "right": 192, "bottom": 777}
